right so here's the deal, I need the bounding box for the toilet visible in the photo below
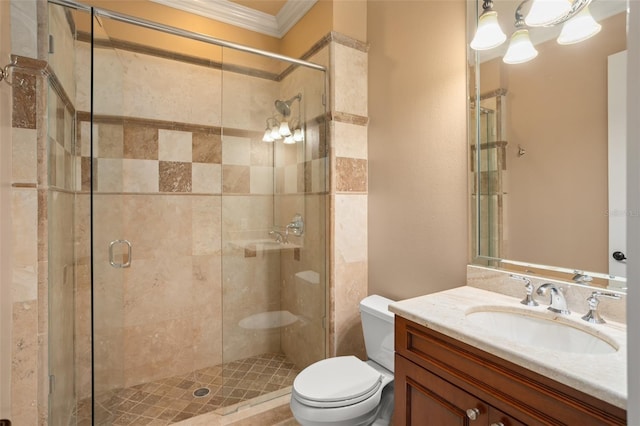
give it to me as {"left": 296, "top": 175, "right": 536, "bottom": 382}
{"left": 290, "top": 295, "right": 395, "bottom": 426}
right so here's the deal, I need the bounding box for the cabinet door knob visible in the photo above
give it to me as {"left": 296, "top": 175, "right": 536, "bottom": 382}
{"left": 466, "top": 408, "right": 480, "bottom": 420}
{"left": 490, "top": 423, "right": 505, "bottom": 426}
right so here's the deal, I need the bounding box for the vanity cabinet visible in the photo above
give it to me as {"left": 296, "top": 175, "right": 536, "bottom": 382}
{"left": 394, "top": 316, "right": 626, "bottom": 425}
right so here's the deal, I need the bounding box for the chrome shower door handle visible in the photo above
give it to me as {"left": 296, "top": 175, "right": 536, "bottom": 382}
{"left": 109, "top": 239, "right": 132, "bottom": 268}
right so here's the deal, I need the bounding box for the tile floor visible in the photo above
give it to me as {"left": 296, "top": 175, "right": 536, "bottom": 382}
{"left": 73, "top": 353, "right": 299, "bottom": 426}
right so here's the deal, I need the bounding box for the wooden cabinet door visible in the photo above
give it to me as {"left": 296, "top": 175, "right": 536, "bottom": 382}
{"left": 395, "top": 353, "right": 490, "bottom": 426}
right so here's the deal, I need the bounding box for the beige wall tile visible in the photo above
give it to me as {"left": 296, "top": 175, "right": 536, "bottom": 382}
{"left": 122, "top": 159, "right": 159, "bottom": 193}
{"left": 159, "top": 129, "right": 192, "bottom": 162}
{"left": 11, "top": 127, "right": 37, "bottom": 183}
{"left": 11, "top": 301, "right": 38, "bottom": 425}
{"left": 331, "top": 43, "right": 367, "bottom": 117}
{"left": 118, "top": 50, "right": 222, "bottom": 126}
{"left": 222, "top": 165, "right": 250, "bottom": 194}
{"left": 333, "top": 121, "right": 367, "bottom": 160}
{"left": 334, "top": 194, "right": 367, "bottom": 264}
{"left": 193, "top": 131, "right": 222, "bottom": 164}
{"left": 121, "top": 194, "right": 192, "bottom": 260}
{"left": 193, "top": 196, "right": 221, "bottom": 256}
{"left": 221, "top": 70, "right": 278, "bottom": 131}
{"left": 251, "top": 137, "right": 273, "bottom": 166}
{"left": 283, "top": 165, "right": 297, "bottom": 194}
{"left": 250, "top": 166, "right": 274, "bottom": 194}
{"left": 96, "top": 123, "right": 124, "bottom": 159}
{"left": 12, "top": 188, "right": 37, "bottom": 302}
{"left": 96, "top": 158, "right": 123, "bottom": 193}
{"left": 80, "top": 121, "right": 90, "bottom": 157}
{"left": 12, "top": 72, "right": 36, "bottom": 129}
{"left": 123, "top": 124, "right": 158, "bottom": 160}
{"left": 10, "top": 0, "right": 38, "bottom": 58}
{"left": 192, "top": 163, "right": 221, "bottom": 194}
{"left": 122, "top": 256, "right": 194, "bottom": 326}
{"left": 335, "top": 157, "right": 367, "bottom": 193}
{"left": 333, "top": 261, "right": 367, "bottom": 358}
{"left": 159, "top": 161, "right": 192, "bottom": 193}
{"left": 222, "top": 136, "right": 251, "bottom": 166}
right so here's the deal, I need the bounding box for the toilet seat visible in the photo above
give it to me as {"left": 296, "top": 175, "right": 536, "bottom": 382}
{"left": 293, "top": 356, "right": 383, "bottom": 408}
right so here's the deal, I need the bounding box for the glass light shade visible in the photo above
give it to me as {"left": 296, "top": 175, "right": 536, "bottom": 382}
{"left": 270, "top": 125, "right": 282, "bottom": 140}
{"left": 283, "top": 135, "right": 295, "bottom": 144}
{"left": 557, "top": 6, "right": 601, "bottom": 45}
{"left": 503, "top": 29, "right": 539, "bottom": 64}
{"left": 279, "top": 121, "right": 292, "bottom": 137}
{"left": 525, "top": 0, "right": 572, "bottom": 27}
{"left": 262, "top": 129, "right": 274, "bottom": 142}
{"left": 470, "top": 11, "right": 507, "bottom": 50}
{"left": 293, "top": 128, "right": 304, "bottom": 142}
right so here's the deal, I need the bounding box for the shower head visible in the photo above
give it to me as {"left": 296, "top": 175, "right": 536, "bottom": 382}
{"left": 275, "top": 93, "right": 302, "bottom": 117}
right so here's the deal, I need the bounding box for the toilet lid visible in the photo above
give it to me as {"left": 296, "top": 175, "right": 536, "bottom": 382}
{"left": 293, "top": 356, "right": 382, "bottom": 407}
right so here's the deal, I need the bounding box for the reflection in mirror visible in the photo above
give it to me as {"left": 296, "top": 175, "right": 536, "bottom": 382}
{"left": 468, "top": 0, "right": 628, "bottom": 291}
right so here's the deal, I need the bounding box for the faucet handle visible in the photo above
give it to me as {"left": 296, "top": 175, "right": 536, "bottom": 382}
{"left": 510, "top": 275, "right": 539, "bottom": 306}
{"left": 581, "top": 291, "right": 621, "bottom": 324}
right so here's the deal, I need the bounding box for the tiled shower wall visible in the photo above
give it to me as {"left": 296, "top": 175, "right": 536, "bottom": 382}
{"left": 74, "top": 35, "right": 328, "bottom": 396}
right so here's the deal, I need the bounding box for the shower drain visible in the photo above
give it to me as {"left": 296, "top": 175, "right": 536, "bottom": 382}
{"left": 193, "top": 387, "right": 211, "bottom": 398}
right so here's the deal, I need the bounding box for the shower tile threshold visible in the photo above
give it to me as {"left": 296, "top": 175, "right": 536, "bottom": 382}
{"left": 75, "top": 353, "right": 299, "bottom": 426}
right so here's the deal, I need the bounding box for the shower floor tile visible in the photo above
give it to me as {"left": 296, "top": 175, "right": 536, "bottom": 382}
{"left": 74, "top": 353, "right": 299, "bottom": 426}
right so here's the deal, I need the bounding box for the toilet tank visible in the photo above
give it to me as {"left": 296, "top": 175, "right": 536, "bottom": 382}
{"left": 359, "top": 295, "right": 395, "bottom": 372}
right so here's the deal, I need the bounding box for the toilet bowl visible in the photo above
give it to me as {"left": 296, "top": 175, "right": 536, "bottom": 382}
{"left": 290, "top": 295, "right": 395, "bottom": 426}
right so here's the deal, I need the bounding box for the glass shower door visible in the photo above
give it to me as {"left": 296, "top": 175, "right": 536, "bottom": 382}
{"left": 90, "top": 12, "right": 226, "bottom": 424}
{"left": 219, "top": 46, "right": 328, "bottom": 413}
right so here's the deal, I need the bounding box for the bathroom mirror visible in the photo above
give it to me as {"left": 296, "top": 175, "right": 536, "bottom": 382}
{"left": 468, "top": 0, "right": 628, "bottom": 290}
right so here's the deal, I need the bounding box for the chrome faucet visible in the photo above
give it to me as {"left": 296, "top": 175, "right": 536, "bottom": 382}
{"left": 269, "top": 230, "right": 288, "bottom": 244}
{"left": 572, "top": 270, "right": 593, "bottom": 284}
{"left": 536, "top": 283, "right": 570, "bottom": 315}
{"left": 581, "top": 291, "right": 621, "bottom": 324}
{"left": 510, "top": 274, "right": 538, "bottom": 306}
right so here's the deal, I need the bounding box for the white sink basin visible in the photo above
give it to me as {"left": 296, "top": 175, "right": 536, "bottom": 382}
{"left": 466, "top": 309, "right": 618, "bottom": 355}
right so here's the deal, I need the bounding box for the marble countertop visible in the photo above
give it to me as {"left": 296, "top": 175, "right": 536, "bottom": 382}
{"left": 389, "top": 286, "right": 627, "bottom": 409}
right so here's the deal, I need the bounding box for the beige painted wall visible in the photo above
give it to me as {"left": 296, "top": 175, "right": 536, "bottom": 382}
{"left": 481, "top": 13, "right": 626, "bottom": 273}
{"left": 368, "top": 0, "right": 469, "bottom": 301}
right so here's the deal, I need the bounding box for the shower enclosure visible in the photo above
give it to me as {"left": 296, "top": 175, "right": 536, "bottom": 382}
{"left": 47, "top": 2, "right": 327, "bottom": 424}
{"left": 470, "top": 90, "right": 507, "bottom": 262}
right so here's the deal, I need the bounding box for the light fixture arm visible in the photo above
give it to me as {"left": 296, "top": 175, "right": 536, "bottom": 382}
{"left": 481, "top": 0, "right": 495, "bottom": 11}
{"left": 531, "top": 0, "right": 594, "bottom": 27}
{"left": 514, "top": 0, "right": 530, "bottom": 28}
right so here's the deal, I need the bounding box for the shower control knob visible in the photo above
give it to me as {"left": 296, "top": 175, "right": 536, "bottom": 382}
{"left": 466, "top": 408, "right": 480, "bottom": 421}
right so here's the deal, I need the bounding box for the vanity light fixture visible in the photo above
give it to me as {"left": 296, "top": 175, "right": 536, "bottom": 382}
{"left": 524, "top": 0, "right": 572, "bottom": 27}
{"left": 471, "top": 0, "right": 602, "bottom": 63}
{"left": 557, "top": 5, "right": 601, "bottom": 44}
{"left": 503, "top": 3, "right": 539, "bottom": 64}
{"left": 470, "top": 0, "right": 507, "bottom": 50}
{"left": 263, "top": 93, "right": 304, "bottom": 143}
{"left": 262, "top": 117, "right": 278, "bottom": 142}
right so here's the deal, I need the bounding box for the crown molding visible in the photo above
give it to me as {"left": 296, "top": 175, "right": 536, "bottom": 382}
{"left": 149, "top": 0, "right": 317, "bottom": 38}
